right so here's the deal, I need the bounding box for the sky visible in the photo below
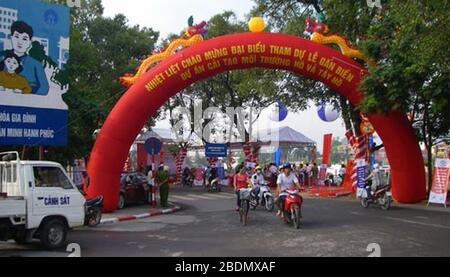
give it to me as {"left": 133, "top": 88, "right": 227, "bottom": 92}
{"left": 102, "top": 0, "right": 255, "bottom": 40}
{"left": 102, "top": 0, "right": 348, "bottom": 151}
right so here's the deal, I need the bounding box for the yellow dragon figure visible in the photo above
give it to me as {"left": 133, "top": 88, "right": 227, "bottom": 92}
{"left": 119, "top": 18, "right": 207, "bottom": 87}
{"left": 305, "top": 18, "right": 376, "bottom": 68}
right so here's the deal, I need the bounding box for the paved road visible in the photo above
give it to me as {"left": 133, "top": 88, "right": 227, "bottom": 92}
{"left": 1, "top": 186, "right": 449, "bottom": 257}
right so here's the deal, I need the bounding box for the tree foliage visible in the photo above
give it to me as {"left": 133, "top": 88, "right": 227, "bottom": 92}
{"left": 254, "top": 0, "right": 450, "bottom": 189}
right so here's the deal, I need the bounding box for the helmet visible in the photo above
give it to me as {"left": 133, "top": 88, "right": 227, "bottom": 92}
{"left": 255, "top": 166, "right": 262, "bottom": 170}
{"left": 283, "top": 163, "right": 292, "bottom": 169}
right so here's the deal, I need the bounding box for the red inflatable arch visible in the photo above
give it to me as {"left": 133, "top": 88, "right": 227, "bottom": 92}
{"left": 87, "top": 33, "right": 426, "bottom": 211}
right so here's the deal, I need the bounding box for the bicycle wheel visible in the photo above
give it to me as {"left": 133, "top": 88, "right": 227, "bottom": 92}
{"left": 239, "top": 201, "right": 244, "bottom": 223}
{"left": 241, "top": 199, "right": 249, "bottom": 226}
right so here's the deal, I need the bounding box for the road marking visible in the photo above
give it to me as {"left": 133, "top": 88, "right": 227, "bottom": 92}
{"left": 171, "top": 251, "right": 184, "bottom": 257}
{"left": 206, "top": 193, "right": 234, "bottom": 199}
{"left": 350, "top": 211, "right": 363, "bottom": 216}
{"left": 170, "top": 195, "right": 196, "bottom": 201}
{"left": 186, "top": 194, "right": 216, "bottom": 200}
{"left": 385, "top": 216, "right": 450, "bottom": 230}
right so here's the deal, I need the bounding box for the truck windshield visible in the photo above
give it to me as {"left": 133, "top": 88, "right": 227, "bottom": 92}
{"left": 33, "top": 166, "right": 74, "bottom": 190}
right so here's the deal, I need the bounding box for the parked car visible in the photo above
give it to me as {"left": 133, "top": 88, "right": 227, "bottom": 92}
{"left": 118, "top": 172, "right": 151, "bottom": 209}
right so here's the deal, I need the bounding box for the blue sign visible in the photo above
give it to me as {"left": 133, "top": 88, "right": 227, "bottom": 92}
{"left": 144, "top": 137, "right": 162, "bottom": 155}
{"left": 205, "top": 143, "right": 227, "bottom": 158}
{"left": 356, "top": 159, "right": 366, "bottom": 189}
{"left": 0, "top": 0, "right": 70, "bottom": 146}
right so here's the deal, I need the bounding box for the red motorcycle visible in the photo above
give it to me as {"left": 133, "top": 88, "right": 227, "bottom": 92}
{"left": 282, "top": 190, "right": 303, "bottom": 229}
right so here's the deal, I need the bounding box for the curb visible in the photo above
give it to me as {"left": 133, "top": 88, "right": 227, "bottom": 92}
{"left": 100, "top": 204, "right": 181, "bottom": 225}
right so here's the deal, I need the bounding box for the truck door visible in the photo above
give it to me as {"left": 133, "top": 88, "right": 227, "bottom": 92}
{"left": 31, "top": 166, "right": 85, "bottom": 226}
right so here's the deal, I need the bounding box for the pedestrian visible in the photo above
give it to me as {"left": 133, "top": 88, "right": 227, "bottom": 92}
{"left": 311, "top": 163, "right": 319, "bottom": 186}
{"left": 338, "top": 164, "right": 346, "bottom": 185}
{"left": 298, "top": 163, "right": 305, "bottom": 186}
{"left": 304, "top": 163, "right": 310, "bottom": 187}
{"left": 182, "top": 166, "right": 190, "bottom": 187}
{"left": 156, "top": 164, "right": 170, "bottom": 208}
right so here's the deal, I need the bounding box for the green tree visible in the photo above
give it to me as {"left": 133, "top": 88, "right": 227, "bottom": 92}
{"left": 255, "top": 0, "right": 450, "bottom": 191}
{"left": 159, "top": 12, "right": 288, "bottom": 147}
{"left": 357, "top": 1, "right": 450, "bottom": 191}
{"left": 329, "top": 137, "right": 350, "bottom": 165}
{"left": 253, "top": 0, "right": 364, "bottom": 135}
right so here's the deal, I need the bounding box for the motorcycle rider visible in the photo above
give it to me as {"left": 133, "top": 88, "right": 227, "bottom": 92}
{"left": 365, "top": 163, "right": 382, "bottom": 199}
{"left": 251, "top": 165, "right": 266, "bottom": 203}
{"left": 208, "top": 166, "right": 219, "bottom": 189}
{"left": 182, "top": 166, "right": 191, "bottom": 187}
{"left": 276, "top": 163, "right": 302, "bottom": 219}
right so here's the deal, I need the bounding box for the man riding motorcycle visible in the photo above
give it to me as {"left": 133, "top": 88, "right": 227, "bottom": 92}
{"left": 365, "top": 163, "right": 382, "bottom": 199}
{"left": 276, "top": 163, "right": 302, "bottom": 219}
{"left": 250, "top": 166, "right": 266, "bottom": 201}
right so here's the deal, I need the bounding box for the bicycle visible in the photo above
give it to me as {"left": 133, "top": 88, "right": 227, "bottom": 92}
{"left": 238, "top": 188, "right": 252, "bottom": 226}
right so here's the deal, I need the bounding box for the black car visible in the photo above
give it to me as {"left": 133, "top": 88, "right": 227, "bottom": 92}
{"left": 118, "top": 172, "right": 151, "bottom": 209}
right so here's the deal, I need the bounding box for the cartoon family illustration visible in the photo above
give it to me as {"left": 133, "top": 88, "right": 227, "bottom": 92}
{"left": 0, "top": 21, "right": 49, "bottom": 95}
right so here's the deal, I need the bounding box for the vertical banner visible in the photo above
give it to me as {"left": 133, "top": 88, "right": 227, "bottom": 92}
{"left": 216, "top": 159, "right": 225, "bottom": 186}
{"left": 428, "top": 158, "right": 450, "bottom": 207}
{"left": 368, "top": 134, "right": 375, "bottom": 171}
{"left": 0, "top": 0, "right": 70, "bottom": 146}
{"left": 273, "top": 146, "right": 281, "bottom": 166}
{"left": 356, "top": 159, "right": 366, "bottom": 198}
{"left": 319, "top": 134, "right": 332, "bottom": 185}
{"left": 321, "top": 134, "right": 333, "bottom": 165}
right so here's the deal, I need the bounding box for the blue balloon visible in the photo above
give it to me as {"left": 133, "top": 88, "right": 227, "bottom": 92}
{"left": 317, "top": 104, "right": 340, "bottom": 122}
{"left": 269, "top": 102, "right": 288, "bottom": 121}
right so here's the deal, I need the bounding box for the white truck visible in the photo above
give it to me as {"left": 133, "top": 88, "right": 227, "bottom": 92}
{"left": 0, "top": 152, "right": 87, "bottom": 249}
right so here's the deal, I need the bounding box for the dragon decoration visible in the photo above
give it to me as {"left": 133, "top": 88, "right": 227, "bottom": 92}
{"left": 304, "top": 18, "right": 376, "bottom": 68}
{"left": 119, "top": 16, "right": 208, "bottom": 87}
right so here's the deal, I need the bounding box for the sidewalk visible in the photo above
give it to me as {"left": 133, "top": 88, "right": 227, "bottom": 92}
{"left": 100, "top": 202, "right": 181, "bottom": 224}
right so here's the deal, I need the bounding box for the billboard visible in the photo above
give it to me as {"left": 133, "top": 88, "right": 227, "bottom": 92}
{"left": 0, "top": 0, "right": 70, "bottom": 146}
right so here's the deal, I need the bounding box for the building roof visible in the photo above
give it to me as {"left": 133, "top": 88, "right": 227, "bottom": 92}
{"left": 257, "top": 126, "right": 316, "bottom": 145}
{"left": 136, "top": 128, "right": 176, "bottom": 144}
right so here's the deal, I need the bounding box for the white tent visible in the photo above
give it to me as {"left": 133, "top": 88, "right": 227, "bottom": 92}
{"left": 257, "top": 126, "right": 316, "bottom": 146}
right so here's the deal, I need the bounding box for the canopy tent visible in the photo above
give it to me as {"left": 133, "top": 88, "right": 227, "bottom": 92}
{"left": 257, "top": 126, "right": 317, "bottom": 165}
{"left": 257, "top": 126, "right": 316, "bottom": 147}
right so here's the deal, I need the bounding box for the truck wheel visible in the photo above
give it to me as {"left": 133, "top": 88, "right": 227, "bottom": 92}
{"left": 14, "top": 230, "right": 28, "bottom": 245}
{"left": 40, "top": 219, "right": 67, "bottom": 250}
